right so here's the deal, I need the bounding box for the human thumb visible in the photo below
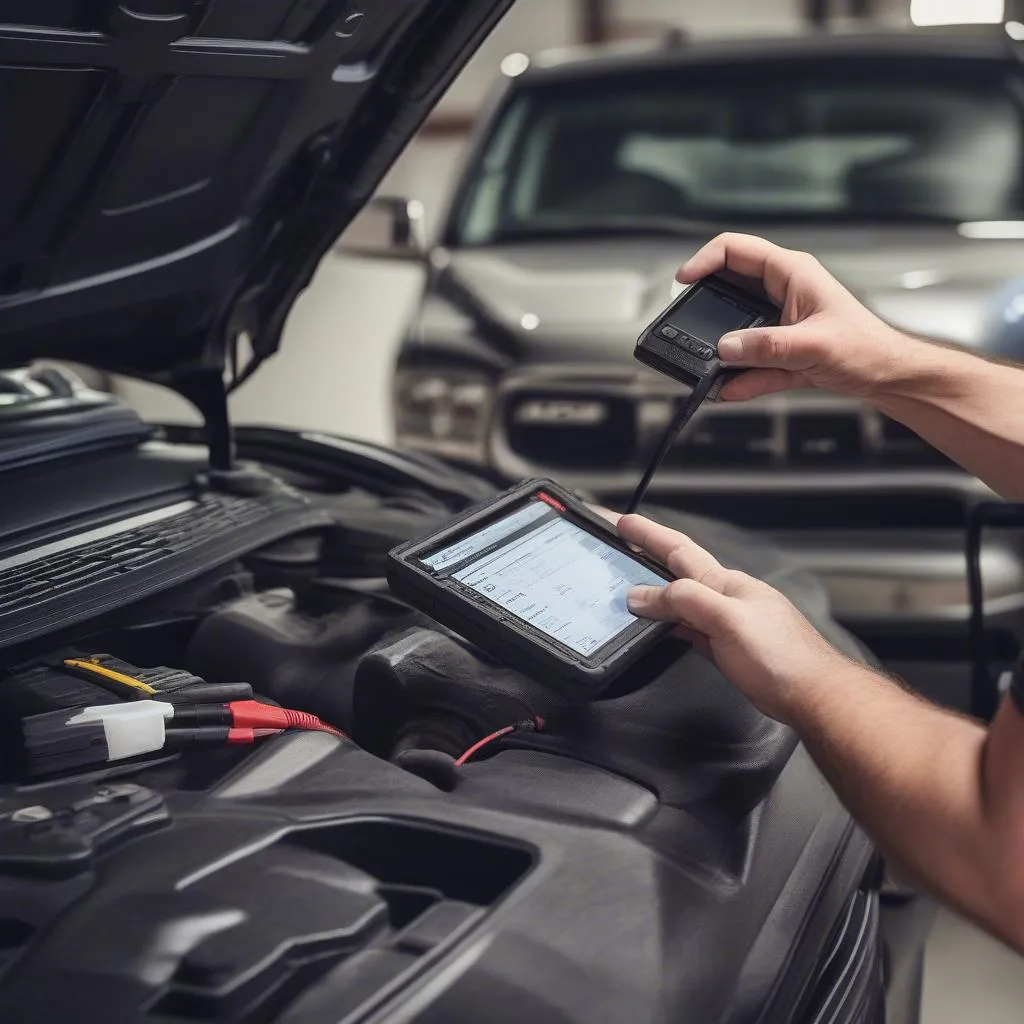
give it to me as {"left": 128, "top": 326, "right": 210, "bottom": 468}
{"left": 717, "top": 326, "right": 807, "bottom": 370}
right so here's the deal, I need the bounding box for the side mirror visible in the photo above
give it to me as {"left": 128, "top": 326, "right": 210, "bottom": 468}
{"left": 335, "top": 196, "right": 427, "bottom": 260}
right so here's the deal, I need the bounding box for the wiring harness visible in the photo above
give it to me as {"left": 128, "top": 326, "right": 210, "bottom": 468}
{"left": 17, "top": 660, "right": 346, "bottom": 779}
{"left": 454, "top": 717, "right": 545, "bottom": 767}
{"left": 22, "top": 697, "right": 346, "bottom": 778}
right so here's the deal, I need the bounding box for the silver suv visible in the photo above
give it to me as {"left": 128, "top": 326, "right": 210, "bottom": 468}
{"left": 356, "top": 27, "right": 1024, "bottom": 708}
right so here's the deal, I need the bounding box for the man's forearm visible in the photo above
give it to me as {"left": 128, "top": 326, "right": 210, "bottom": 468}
{"left": 872, "top": 336, "right": 1024, "bottom": 499}
{"left": 788, "top": 660, "right": 1024, "bottom": 952}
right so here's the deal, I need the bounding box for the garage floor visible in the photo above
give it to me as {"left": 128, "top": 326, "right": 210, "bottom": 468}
{"left": 923, "top": 910, "right": 1023, "bottom": 1023}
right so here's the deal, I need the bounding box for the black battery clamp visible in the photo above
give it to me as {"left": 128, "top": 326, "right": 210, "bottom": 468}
{"left": 628, "top": 271, "right": 780, "bottom": 513}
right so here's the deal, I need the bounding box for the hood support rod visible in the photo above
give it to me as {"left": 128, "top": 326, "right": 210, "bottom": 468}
{"left": 176, "top": 367, "right": 234, "bottom": 473}
{"left": 173, "top": 366, "right": 289, "bottom": 497}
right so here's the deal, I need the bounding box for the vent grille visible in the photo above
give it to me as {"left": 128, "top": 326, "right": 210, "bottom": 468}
{"left": 794, "top": 889, "right": 881, "bottom": 1024}
{"left": 0, "top": 492, "right": 303, "bottom": 615}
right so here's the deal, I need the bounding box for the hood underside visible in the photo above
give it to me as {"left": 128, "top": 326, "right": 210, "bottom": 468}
{"left": 0, "top": 0, "right": 512, "bottom": 390}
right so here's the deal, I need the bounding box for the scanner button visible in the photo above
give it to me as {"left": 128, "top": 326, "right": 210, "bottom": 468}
{"left": 659, "top": 325, "right": 680, "bottom": 341}
{"left": 696, "top": 345, "right": 715, "bottom": 359}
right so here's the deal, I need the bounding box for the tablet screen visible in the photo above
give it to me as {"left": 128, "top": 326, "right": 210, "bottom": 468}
{"left": 423, "top": 498, "right": 665, "bottom": 657}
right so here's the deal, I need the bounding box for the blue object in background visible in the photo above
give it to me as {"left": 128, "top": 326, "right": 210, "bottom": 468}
{"left": 981, "top": 278, "right": 1024, "bottom": 360}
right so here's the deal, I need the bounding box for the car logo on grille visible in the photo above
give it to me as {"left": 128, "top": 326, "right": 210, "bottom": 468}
{"left": 512, "top": 400, "right": 609, "bottom": 426}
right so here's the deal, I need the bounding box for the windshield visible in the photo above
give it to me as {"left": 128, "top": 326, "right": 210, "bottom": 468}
{"left": 451, "top": 59, "right": 1024, "bottom": 243}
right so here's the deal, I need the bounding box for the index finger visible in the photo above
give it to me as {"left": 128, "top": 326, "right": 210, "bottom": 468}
{"left": 677, "top": 233, "right": 797, "bottom": 308}
{"left": 618, "top": 515, "right": 725, "bottom": 586}
{"left": 586, "top": 503, "right": 621, "bottom": 528}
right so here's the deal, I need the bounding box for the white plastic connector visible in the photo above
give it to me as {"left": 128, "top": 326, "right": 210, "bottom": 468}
{"left": 66, "top": 701, "right": 174, "bottom": 761}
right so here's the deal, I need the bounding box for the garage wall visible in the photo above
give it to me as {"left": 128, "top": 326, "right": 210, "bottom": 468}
{"left": 440, "top": 0, "right": 576, "bottom": 116}
{"left": 609, "top": 0, "right": 805, "bottom": 35}
{"left": 610, "top": 0, "right": 912, "bottom": 33}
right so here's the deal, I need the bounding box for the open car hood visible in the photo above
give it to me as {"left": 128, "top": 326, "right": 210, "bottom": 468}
{"left": 0, "top": 1, "right": 512, "bottom": 400}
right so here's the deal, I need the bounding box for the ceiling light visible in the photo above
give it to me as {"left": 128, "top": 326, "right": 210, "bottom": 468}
{"left": 958, "top": 221, "right": 1024, "bottom": 239}
{"left": 1007, "top": 20, "right": 1024, "bottom": 39}
{"left": 520, "top": 313, "right": 540, "bottom": 331}
{"left": 900, "top": 270, "right": 944, "bottom": 290}
{"left": 910, "top": 0, "right": 1003, "bottom": 26}
{"left": 500, "top": 52, "right": 530, "bottom": 78}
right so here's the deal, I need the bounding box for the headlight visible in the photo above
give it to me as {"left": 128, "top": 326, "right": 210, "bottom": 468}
{"left": 393, "top": 370, "right": 494, "bottom": 463}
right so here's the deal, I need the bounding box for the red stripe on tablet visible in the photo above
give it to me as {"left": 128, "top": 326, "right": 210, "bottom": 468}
{"left": 536, "top": 491, "right": 566, "bottom": 512}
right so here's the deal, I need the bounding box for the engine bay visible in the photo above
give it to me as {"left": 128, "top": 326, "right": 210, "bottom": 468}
{"left": 0, "top": 3, "right": 964, "bottom": 1017}
{"left": 0, "top": 432, "right": 885, "bottom": 1022}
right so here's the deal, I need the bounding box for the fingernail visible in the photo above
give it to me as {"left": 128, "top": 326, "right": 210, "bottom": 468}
{"left": 627, "top": 586, "right": 656, "bottom": 613}
{"left": 717, "top": 335, "right": 743, "bottom": 361}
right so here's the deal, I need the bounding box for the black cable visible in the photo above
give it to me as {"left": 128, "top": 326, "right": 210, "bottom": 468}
{"left": 966, "top": 504, "right": 990, "bottom": 719}
{"left": 626, "top": 373, "right": 717, "bottom": 515}
{"left": 966, "top": 501, "right": 1024, "bottom": 719}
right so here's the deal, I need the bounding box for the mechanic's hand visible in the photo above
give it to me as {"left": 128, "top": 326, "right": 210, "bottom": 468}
{"left": 679, "top": 233, "right": 909, "bottom": 402}
{"left": 621, "top": 514, "right": 851, "bottom": 724}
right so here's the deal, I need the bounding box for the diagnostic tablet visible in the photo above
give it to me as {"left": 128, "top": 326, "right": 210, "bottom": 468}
{"left": 387, "top": 479, "right": 675, "bottom": 697}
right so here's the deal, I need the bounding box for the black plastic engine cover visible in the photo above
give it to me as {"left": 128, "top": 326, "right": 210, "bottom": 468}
{"left": 0, "top": 506, "right": 880, "bottom": 1023}
{"left": 0, "top": 731, "right": 875, "bottom": 1024}
{"left": 108, "top": 506, "right": 883, "bottom": 1024}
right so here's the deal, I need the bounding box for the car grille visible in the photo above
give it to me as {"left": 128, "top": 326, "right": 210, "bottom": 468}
{"left": 877, "top": 414, "right": 953, "bottom": 466}
{"left": 666, "top": 412, "right": 776, "bottom": 467}
{"left": 787, "top": 412, "right": 864, "bottom": 466}
{"left": 506, "top": 392, "right": 636, "bottom": 470}
{"left": 496, "top": 378, "right": 953, "bottom": 477}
